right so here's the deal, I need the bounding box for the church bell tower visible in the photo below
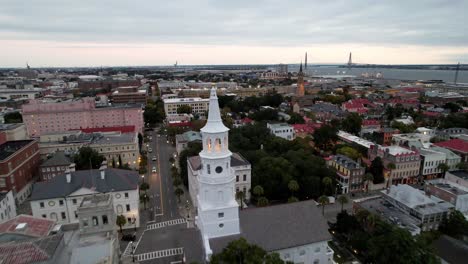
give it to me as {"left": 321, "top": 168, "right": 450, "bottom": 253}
{"left": 196, "top": 88, "right": 240, "bottom": 239}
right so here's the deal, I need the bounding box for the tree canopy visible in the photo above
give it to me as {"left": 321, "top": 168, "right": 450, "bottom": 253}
{"left": 341, "top": 113, "right": 362, "bottom": 135}
{"left": 3, "top": 112, "right": 22, "bottom": 123}
{"left": 73, "top": 146, "right": 105, "bottom": 170}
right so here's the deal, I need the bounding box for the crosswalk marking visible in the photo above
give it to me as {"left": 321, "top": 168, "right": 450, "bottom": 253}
{"left": 146, "top": 218, "right": 186, "bottom": 230}
{"left": 136, "top": 247, "right": 184, "bottom": 261}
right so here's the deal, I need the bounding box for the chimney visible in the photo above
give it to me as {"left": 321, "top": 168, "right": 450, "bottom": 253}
{"left": 69, "top": 163, "right": 76, "bottom": 172}
{"left": 100, "top": 160, "right": 107, "bottom": 180}
{"left": 65, "top": 169, "right": 71, "bottom": 183}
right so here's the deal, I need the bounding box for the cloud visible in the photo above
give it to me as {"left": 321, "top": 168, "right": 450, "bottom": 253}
{"left": 0, "top": 0, "right": 467, "bottom": 66}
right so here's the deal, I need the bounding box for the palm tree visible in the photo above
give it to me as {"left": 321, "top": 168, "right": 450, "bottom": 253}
{"left": 288, "top": 180, "right": 299, "bottom": 196}
{"left": 235, "top": 191, "right": 246, "bottom": 209}
{"left": 363, "top": 173, "right": 374, "bottom": 193}
{"left": 169, "top": 157, "right": 175, "bottom": 164}
{"left": 337, "top": 195, "right": 349, "bottom": 212}
{"left": 252, "top": 185, "right": 264, "bottom": 198}
{"left": 322, "top": 177, "right": 332, "bottom": 195}
{"left": 173, "top": 177, "right": 182, "bottom": 187}
{"left": 257, "top": 197, "right": 269, "bottom": 207}
{"left": 366, "top": 214, "right": 378, "bottom": 233}
{"left": 140, "top": 182, "right": 150, "bottom": 193}
{"left": 318, "top": 195, "right": 329, "bottom": 216}
{"left": 140, "top": 193, "right": 149, "bottom": 210}
{"left": 116, "top": 215, "right": 127, "bottom": 233}
{"left": 437, "top": 163, "right": 449, "bottom": 175}
{"left": 174, "top": 187, "right": 184, "bottom": 202}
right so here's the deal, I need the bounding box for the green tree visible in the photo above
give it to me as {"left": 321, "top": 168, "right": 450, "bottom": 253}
{"left": 257, "top": 197, "right": 269, "bottom": 207}
{"left": 318, "top": 195, "right": 329, "bottom": 216}
{"left": 3, "top": 112, "right": 22, "bottom": 123}
{"left": 210, "top": 238, "right": 287, "bottom": 264}
{"left": 322, "top": 177, "right": 332, "bottom": 195}
{"left": 336, "top": 146, "right": 362, "bottom": 161}
{"left": 177, "top": 105, "right": 192, "bottom": 114}
{"left": 287, "top": 112, "right": 305, "bottom": 124}
{"left": 252, "top": 185, "right": 264, "bottom": 198}
{"left": 313, "top": 124, "right": 338, "bottom": 151}
{"left": 140, "top": 193, "right": 149, "bottom": 210}
{"left": 179, "top": 142, "right": 203, "bottom": 186}
{"left": 235, "top": 191, "right": 246, "bottom": 209}
{"left": 173, "top": 176, "right": 183, "bottom": 187}
{"left": 140, "top": 182, "right": 149, "bottom": 193}
{"left": 439, "top": 210, "right": 468, "bottom": 240}
{"left": 437, "top": 163, "right": 449, "bottom": 175}
{"left": 116, "top": 215, "right": 127, "bottom": 233}
{"left": 73, "top": 147, "right": 105, "bottom": 170}
{"left": 337, "top": 195, "right": 349, "bottom": 212}
{"left": 287, "top": 180, "right": 299, "bottom": 196}
{"left": 363, "top": 173, "right": 374, "bottom": 192}
{"left": 342, "top": 113, "right": 363, "bottom": 135}
{"left": 174, "top": 187, "right": 184, "bottom": 202}
{"left": 287, "top": 196, "right": 299, "bottom": 203}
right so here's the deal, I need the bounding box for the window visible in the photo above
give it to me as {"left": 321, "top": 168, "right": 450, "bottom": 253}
{"left": 61, "top": 212, "right": 66, "bottom": 220}
{"left": 102, "top": 215, "right": 109, "bottom": 224}
{"left": 243, "top": 174, "right": 247, "bottom": 181}
{"left": 92, "top": 216, "right": 98, "bottom": 226}
{"left": 72, "top": 199, "right": 77, "bottom": 205}
{"left": 299, "top": 250, "right": 306, "bottom": 256}
{"left": 126, "top": 204, "right": 131, "bottom": 212}
{"left": 40, "top": 202, "right": 45, "bottom": 208}
{"left": 50, "top": 212, "right": 58, "bottom": 220}
{"left": 117, "top": 205, "right": 123, "bottom": 213}
{"left": 315, "top": 247, "right": 321, "bottom": 252}
{"left": 42, "top": 214, "right": 46, "bottom": 218}
{"left": 59, "top": 200, "right": 64, "bottom": 206}
{"left": 313, "top": 260, "right": 319, "bottom": 264}
{"left": 127, "top": 217, "right": 132, "bottom": 223}
{"left": 0, "top": 178, "right": 5, "bottom": 188}
{"left": 284, "top": 253, "right": 290, "bottom": 259}
{"left": 74, "top": 211, "right": 78, "bottom": 218}
{"left": 219, "top": 223, "right": 224, "bottom": 228}
{"left": 236, "top": 175, "right": 239, "bottom": 182}
{"left": 83, "top": 218, "right": 89, "bottom": 227}
{"left": 125, "top": 192, "right": 129, "bottom": 198}
{"left": 218, "top": 212, "right": 224, "bottom": 218}
{"left": 207, "top": 164, "right": 211, "bottom": 174}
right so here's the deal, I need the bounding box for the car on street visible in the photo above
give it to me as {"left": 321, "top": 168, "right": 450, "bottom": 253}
{"left": 152, "top": 156, "right": 157, "bottom": 161}
{"left": 152, "top": 166, "right": 157, "bottom": 173}
{"left": 148, "top": 148, "right": 152, "bottom": 153}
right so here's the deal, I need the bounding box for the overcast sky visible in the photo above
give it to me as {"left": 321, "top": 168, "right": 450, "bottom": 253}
{"left": 1, "top": 0, "right": 467, "bottom": 67}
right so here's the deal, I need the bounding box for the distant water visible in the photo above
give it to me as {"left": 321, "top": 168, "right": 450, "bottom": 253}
{"left": 288, "top": 65, "right": 468, "bottom": 83}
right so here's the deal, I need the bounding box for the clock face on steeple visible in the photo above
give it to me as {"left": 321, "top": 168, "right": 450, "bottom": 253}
{"left": 215, "top": 166, "right": 223, "bottom": 174}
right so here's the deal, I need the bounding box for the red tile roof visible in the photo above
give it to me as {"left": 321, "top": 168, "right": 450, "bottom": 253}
{"left": 362, "top": 119, "right": 380, "bottom": 126}
{"left": 422, "top": 111, "right": 441, "bottom": 117}
{"left": 435, "top": 139, "right": 468, "bottom": 154}
{"left": 0, "top": 215, "right": 55, "bottom": 238}
{"left": 292, "top": 124, "right": 316, "bottom": 134}
{"left": 75, "top": 125, "right": 136, "bottom": 133}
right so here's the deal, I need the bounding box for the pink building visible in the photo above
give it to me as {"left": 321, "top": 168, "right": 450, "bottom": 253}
{"left": 22, "top": 98, "right": 144, "bottom": 137}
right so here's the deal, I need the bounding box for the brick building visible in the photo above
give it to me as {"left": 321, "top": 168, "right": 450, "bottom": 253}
{"left": 0, "top": 140, "right": 40, "bottom": 204}
{"left": 39, "top": 151, "right": 73, "bottom": 182}
{"left": 111, "top": 86, "right": 147, "bottom": 104}
{"left": 327, "top": 155, "right": 365, "bottom": 193}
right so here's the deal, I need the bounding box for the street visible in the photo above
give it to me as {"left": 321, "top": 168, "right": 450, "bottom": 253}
{"left": 146, "top": 130, "right": 182, "bottom": 222}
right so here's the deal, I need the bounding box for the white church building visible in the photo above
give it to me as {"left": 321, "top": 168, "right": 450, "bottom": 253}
{"left": 189, "top": 88, "right": 334, "bottom": 263}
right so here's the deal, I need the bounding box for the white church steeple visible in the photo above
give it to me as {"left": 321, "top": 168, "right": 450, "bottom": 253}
{"left": 196, "top": 87, "right": 240, "bottom": 240}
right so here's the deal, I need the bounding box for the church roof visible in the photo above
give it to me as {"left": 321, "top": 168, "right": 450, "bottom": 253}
{"left": 209, "top": 200, "right": 332, "bottom": 253}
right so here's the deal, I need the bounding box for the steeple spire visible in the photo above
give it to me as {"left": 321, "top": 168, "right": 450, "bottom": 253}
{"left": 201, "top": 88, "right": 229, "bottom": 133}
{"left": 305, "top": 52, "right": 308, "bottom": 70}
{"left": 299, "top": 61, "right": 303, "bottom": 73}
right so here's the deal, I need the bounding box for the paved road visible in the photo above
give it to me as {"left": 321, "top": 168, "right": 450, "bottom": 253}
{"left": 146, "top": 130, "right": 182, "bottom": 223}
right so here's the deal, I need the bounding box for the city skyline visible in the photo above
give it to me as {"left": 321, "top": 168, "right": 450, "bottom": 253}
{"left": 1, "top": 0, "right": 468, "bottom": 67}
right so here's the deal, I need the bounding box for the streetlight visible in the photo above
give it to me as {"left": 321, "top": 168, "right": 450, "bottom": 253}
{"left": 141, "top": 175, "right": 145, "bottom": 183}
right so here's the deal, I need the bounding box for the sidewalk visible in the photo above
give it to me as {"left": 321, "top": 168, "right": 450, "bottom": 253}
{"left": 176, "top": 185, "right": 196, "bottom": 227}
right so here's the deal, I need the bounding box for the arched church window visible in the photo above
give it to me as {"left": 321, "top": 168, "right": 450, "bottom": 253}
{"left": 207, "top": 138, "right": 212, "bottom": 152}
{"left": 207, "top": 164, "right": 211, "bottom": 174}
{"left": 215, "top": 138, "right": 221, "bottom": 152}
{"left": 224, "top": 136, "right": 228, "bottom": 150}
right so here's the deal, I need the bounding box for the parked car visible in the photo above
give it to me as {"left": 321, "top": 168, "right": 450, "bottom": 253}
{"left": 152, "top": 156, "right": 157, "bottom": 161}
{"left": 152, "top": 166, "right": 157, "bottom": 173}
{"left": 148, "top": 148, "right": 153, "bottom": 153}
{"left": 121, "top": 234, "right": 136, "bottom": 241}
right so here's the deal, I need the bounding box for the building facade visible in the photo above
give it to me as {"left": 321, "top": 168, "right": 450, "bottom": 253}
{"left": 0, "top": 190, "right": 16, "bottom": 223}
{"left": 0, "top": 140, "right": 40, "bottom": 204}
{"left": 39, "top": 151, "right": 73, "bottom": 181}
{"left": 327, "top": 155, "right": 364, "bottom": 193}
{"left": 267, "top": 123, "right": 295, "bottom": 141}
{"left": 163, "top": 97, "right": 209, "bottom": 116}
{"left": 22, "top": 98, "right": 144, "bottom": 137}
{"left": 30, "top": 164, "right": 140, "bottom": 229}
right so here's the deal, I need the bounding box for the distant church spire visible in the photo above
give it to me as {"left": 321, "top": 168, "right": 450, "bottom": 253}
{"left": 299, "top": 60, "right": 303, "bottom": 73}
{"left": 297, "top": 60, "right": 305, "bottom": 97}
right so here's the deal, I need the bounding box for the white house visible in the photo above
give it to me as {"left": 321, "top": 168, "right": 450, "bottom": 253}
{"left": 267, "top": 122, "right": 295, "bottom": 140}
{"left": 29, "top": 162, "right": 140, "bottom": 229}
{"left": 0, "top": 190, "right": 16, "bottom": 223}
